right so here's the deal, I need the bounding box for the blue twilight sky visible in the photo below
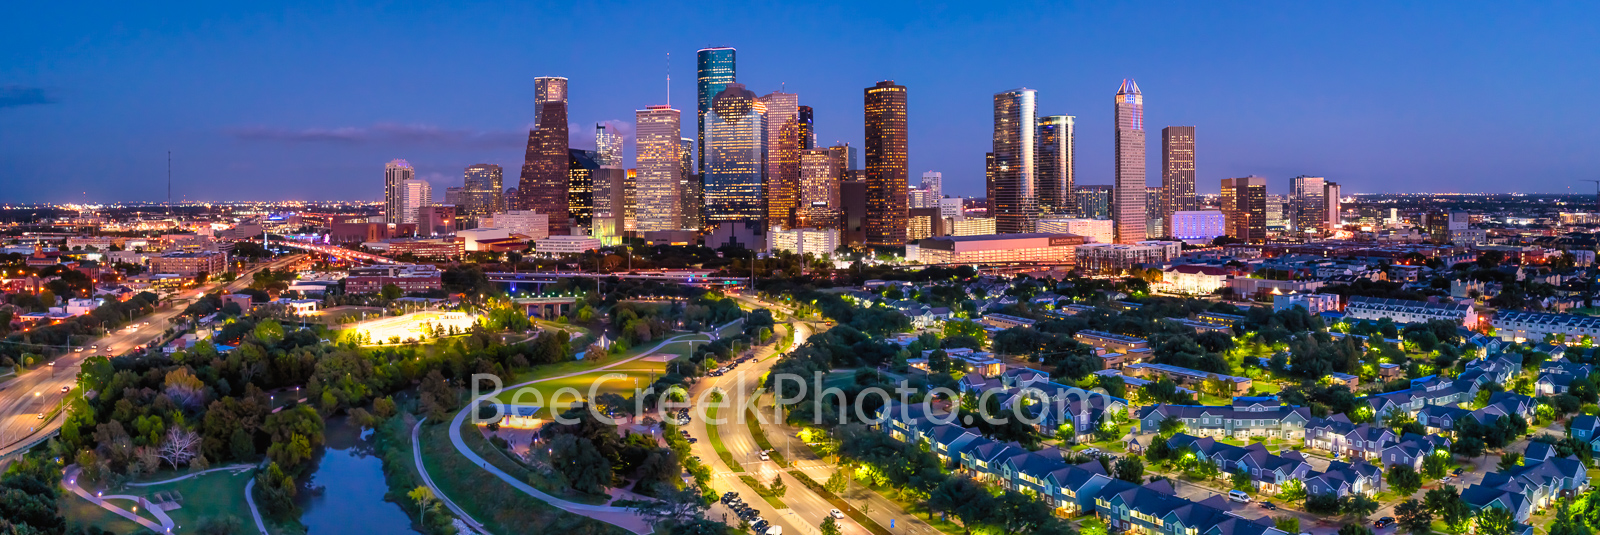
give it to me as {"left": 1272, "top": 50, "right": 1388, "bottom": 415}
{"left": 2, "top": 1, "right": 1598, "bottom": 203}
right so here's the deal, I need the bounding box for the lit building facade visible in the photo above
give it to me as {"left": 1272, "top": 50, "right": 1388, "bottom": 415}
{"left": 596, "top": 123, "right": 623, "bottom": 169}
{"left": 1222, "top": 176, "right": 1268, "bottom": 242}
{"left": 1170, "top": 210, "right": 1228, "bottom": 244}
{"left": 769, "top": 227, "right": 839, "bottom": 257}
{"left": 990, "top": 88, "right": 1038, "bottom": 233}
{"left": 704, "top": 83, "right": 767, "bottom": 224}
{"left": 696, "top": 47, "right": 736, "bottom": 176}
{"left": 482, "top": 211, "right": 550, "bottom": 241}
{"left": 948, "top": 217, "right": 997, "bottom": 236}
{"left": 864, "top": 81, "right": 908, "bottom": 247}
{"left": 915, "top": 233, "right": 1084, "bottom": 265}
{"left": 399, "top": 178, "right": 431, "bottom": 225}
{"left": 461, "top": 163, "right": 504, "bottom": 221}
{"left": 384, "top": 159, "right": 414, "bottom": 225}
{"left": 517, "top": 76, "right": 571, "bottom": 234}
{"left": 798, "top": 149, "right": 840, "bottom": 229}
{"left": 1291, "top": 175, "right": 1327, "bottom": 236}
{"left": 1036, "top": 218, "right": 1113, "bottom": 244}
{"left": 680, "top": 137, "right": 700, "bottom": 230}
{"left": 635, "top": 105, "right": 683, "bottom": 232}
{"left": 1037, "top": 114, "right": 1075, "bottom": 217}
{"left": 920, "top": 171, "right": 943, "bottom": 204}
{"left": 1114, "top": 79, "right": 1147, "bottom": 244}
{"left": 1075, "top": 241, "right": 1183, "bottom": 274}
{"left": 1161, "top": 126, "right": 1196, "bottom": 233}
{"left": 567, "top": 149, "right": 598, "bottom": 230}
{"left": 759, "top": 91, "right": 801, "bottom": 228}
{"left": 1076, "top": 185, "right": 1112, "bottom": 219}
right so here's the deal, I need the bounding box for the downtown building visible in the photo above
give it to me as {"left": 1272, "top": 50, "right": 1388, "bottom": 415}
{"left": 679, "top": 136, "right": 701, "bottom": 230}
{"left": 635, "top": 105, "right": 683, "bottom": 232}
{"left": 989, "top": 88, "right": 1039, "bottom": 233}
{"left": 864, "top": 81, "right": 908, "bottom": 247}
{"left": 1161, "top": 126, "right": 1197, "bottom": 233}
{"left": 1291, "top": 175, "right": 1327, "bottom": 237}
{"left": 1221, "top": 176, "right": 1268, "bottom": 242}
{"left": 1075, "top": 241, "right": 1183, "bottom": 274}
{"left": 910, "top": 233, "right": 1084, "bottom": 266}
{"left": 797, "top": 149, "right": 841, "bottom": 229}
{"left": 567, "top": 149, "right": 599, "bottom": 231}
{"left": 517, "top": 76, "right": 571, "bottom": 235}
{"left": 460, "top": 163, "right": 504, "bottom": 223}
{"left": 697, "top": 47, "right": 736, "bottom": 177}
{"left": 1037, "top": 115, "right": 1075, "bottom": 217}
{"left": 759, "top": 91, "right": 802, "bottom": 229}
{"left": 383, "top": 159, "right": 414, "bottom": 225}
{"left": 1036, "top": 218, "right": 1113, "bottom": 244}
{"left": 1113, "top": 80, "right": 1146, "bottom": 244}
{"left": 704, "top": 83, "right": 767, "bottom": 226}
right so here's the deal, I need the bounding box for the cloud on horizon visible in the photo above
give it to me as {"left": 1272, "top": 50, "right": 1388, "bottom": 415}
{"left": 0, "top": 85, "right": 58, "bottom": 109}
{"left": 226, "top": 122, "right": 528, "bottom": 148}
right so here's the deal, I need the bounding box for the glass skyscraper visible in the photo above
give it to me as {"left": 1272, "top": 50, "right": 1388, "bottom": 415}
{"left": 680, "top": 137, "right": 700, "bottom": 230}
{"left": 1037, "top": 115, "right": 1075, "bottom": 217}
{"left": 704, "top": 83, "right": 767, "bottom": 224}
{"left": 461, "top": 163, "right": 503, "bottom": 220}
{"left": 1161, "top": 126, "right": 1197, "bottom": 233}
{"left": 696, "top": 47, "right": 736, "bottom": 177}
{"left": 759, "top": 91, "right": 800, "bottom": 229}
{"left": 518, "top": 76, "right": 570, "bottom": 235}
{"left": 1114, "top": 79, "right": 1146, "bottom": 244}
{"left": 990, "top": 88, "right": 1038, "bottom": 233}
{"left": 864, "top": 81, "right": 908, "bottom": 246}
{"left": 595, "top": 123, "right": 623, "bottom": 169}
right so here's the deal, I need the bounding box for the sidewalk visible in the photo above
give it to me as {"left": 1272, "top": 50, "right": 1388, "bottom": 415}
{"left": 61, "top": 465, "right": 176, "bottom": 533}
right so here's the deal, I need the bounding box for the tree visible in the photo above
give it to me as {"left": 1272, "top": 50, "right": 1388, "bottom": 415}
{"left": 157, "top": 426, "right": 201, "bottom": 468}
{"left": 1343, "top": 493, "right": 1380, "bottom": 520}
{"left": 408, "top": 486, "right": 437, "bottom": 528}
{"left": 820, "top": 517, "right": 842, "bottom": 535}
{"left": 1551, "top": 501, "right": 1591, "bottom": 535}
{"left": 1114, "top": 457, "right": 1145, "bottom": 483}
{"left": 1475, "top": 506, "right": 1516, "bottom": 535}
{"left": 1157, "top": 416, "right": 1186, "bottom": 438}
{"left": 1422, "top": 452, "right": 1451, "bottom": 480}
{"left": 1496, "top": 452, "right": 1522, "bottom": 471}
{"left": 550, "top": 434, "right": 611, "bottom": 494}
{"left": 1339, "top": 524, "right": 1375, "bottom": 535}
{"left": 993, "top": 490, "right": 1055, "bottom": 534}
{"left": 1278, "top": 478, "right": 1307, "bottom": 502}
{"left": 1231, "top": 469, "right": 1252, "bottom": 492}
{"left": 1275, "top": 517, "right": 1301, "bottom": 533}
{"left": 1396, "top": 499, "right": 1432, "bottom": 535}
{"left": 381, "top": 283, "right": 403, "bottom": 300}
{"left": 1387, "top": 464, "right": 1423, "bottom": 496}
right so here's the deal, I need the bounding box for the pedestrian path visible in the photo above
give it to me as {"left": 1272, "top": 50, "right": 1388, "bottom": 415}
{"left": 60, "top": 465, "right": 176, "bottom": 533}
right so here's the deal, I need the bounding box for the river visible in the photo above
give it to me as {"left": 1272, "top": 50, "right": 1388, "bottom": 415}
{"left": 299, "top": 416, "right": 419, "bottom": 534}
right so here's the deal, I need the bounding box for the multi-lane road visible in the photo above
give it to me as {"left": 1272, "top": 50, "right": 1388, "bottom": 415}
{"left": 0, "top": 254, "right": 305, "bottom": 458}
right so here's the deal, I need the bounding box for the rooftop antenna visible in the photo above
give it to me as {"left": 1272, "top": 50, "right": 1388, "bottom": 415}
{"left": 167, "top": 150, "right": 172, "bottom": 218}
{"left": 666, "top": 52, "right": 671, "bottom": 107}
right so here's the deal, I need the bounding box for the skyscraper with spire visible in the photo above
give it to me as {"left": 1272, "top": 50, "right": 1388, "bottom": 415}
{"left": 518, "top": 76, "right": 571, "bottom": 235}
{"left": 991, "top": 88, "right": 1038, "bottom": 233}
{"left": 864, "top": 80, "right": 908, "bottom": 247}
{"left": 1113, "top": 79, "right": 1146, "bottom": 244}
{"left": 697, "top": 48, "right": 737, "bottom": 177}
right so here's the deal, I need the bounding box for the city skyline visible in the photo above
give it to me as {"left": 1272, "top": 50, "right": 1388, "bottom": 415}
{"left": 4, "top": 3, "right": 1600, "bottom": 203}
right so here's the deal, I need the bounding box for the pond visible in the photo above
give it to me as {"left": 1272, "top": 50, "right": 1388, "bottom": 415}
{"left": 299, "top": 416, "right": 418, "bottom": 534}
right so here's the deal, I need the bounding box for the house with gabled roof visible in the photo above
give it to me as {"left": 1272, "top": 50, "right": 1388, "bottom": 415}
{"left": 1570, "top": 415, "right": 1600, "bottom": 452}
{"left": 1043, "top": 462, "right": 1115, "bottom": 516}
{"left": 1303, "top": 416, "right": 1396, "bottom": 460}
{"left": 1415, "top": 404, "right": 1475, "bottom": 434}
{"left": 1136, "top": 401, "right": 1311, "bottom": 440}
{"left": 1303, "top": 459, "right": 1383, "bottom": 498}
{"left": 999, "top": 447, "right": 1070, "bottom": 496}
{"left": 1461, "top": 455, "right": 1589, "bottom": 522}
{"left": 1381, "top": 433, "right": 1451, "bottom": 470}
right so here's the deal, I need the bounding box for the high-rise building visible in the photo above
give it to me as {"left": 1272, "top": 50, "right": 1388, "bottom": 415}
{"left": 939, "top": 198, "right": 964, "bottom": 219}
{"left": 991, "top": 89, "right": 1038, "bottom": 234}
{"left": 1290, "top": 175, "right": 1326, "bottom": 236}
{"left": 503, "top": 187, "right": 518, "bottom": 212}
{"left": 1161, "top": 126, "right": 1196, "bottom": 233}
{"left": 679, "top": 137, "right": 701, "bottom": 230}
{"left": 518, "top": 77, "right": 571, "bottom": 235}
{"left": 1324, "top": 182, "right": 1342, "bottom": 232}
{"left": 697, "top": 47, "right": 736, "bottom": 176}
{"left": 920, "top": 171, "right": 943, "bottom": 203}
{"left": 1221, "top": 176, "right": 1268, "bottom": 242}
{"left": 1146, "top": 186, "right": 1165, "bottom": 238}
{"left": 1076, "top": 185, "right": 1112, "bottom": 220}
{"left": 444, "top": 187, "right": 464, "bottom": 207}
{"left": 384, "top": 159, "right": 414, "bottom": 224}
{"left": 840, "top": 180, "right": 868, "bottom": 246}
{"left": 704, "top": 83, "right": 767, "bottom": 225}
{"left": 591, "top": 169, "right": 628, "bottom": 245}
{"left": 635, "top": 105, "right": 682, "bottom": 232}
{"left": 1266, "top": 195, "right": 1288, "bottom": 230}
{"left": 596, "top": 123, "right": 623, "bottom": 169}
{"left": 759, "top": 91, "right": 801, "bottom": 228}
{"left": 797, "top": 105, "right": 815, "bottom": 150}
{"left": 399, "top": 178, "right": 432, "bottom": 224}
{"left": 623, "top": 169, "right": 637, "bottom": 232}
{"left": 908, "top": 207, "right": 944, "bottom": 240}
{"left": 567, "top": 149, "right": 600, "bottom": 230}
{"left": 864, "top": 81, "right": 908, "bottom": 247}
{"left": 826, "top": 145, "right": 851, "bottom": 180}
{"left": 461, "top": 164, "right": 503, "bottom": 221}
{"left": 1114, "top": 79, "right": 1147, "bottom": 244}
{"left": 1037, "top": 115, "right": 1075, "bottom": 216}
{"left": 798, "top": 149, "right": 840, "bottom": 229}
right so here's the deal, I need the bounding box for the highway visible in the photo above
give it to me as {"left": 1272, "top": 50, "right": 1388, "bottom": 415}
{"left": 0, "top": 254, "right": 306, "bottom": 458}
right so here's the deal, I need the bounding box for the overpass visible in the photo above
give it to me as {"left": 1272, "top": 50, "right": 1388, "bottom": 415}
{"left": 485, "top": 271, "right": 748, "bottom": 291}
{"left": 246, "top": 238, "right": 395, "bottom": 264}
{"left": 511, "top": 297, "right": 581, "bottom": 318}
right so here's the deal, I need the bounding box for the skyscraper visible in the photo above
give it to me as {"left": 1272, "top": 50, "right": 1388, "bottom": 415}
{"left": 1145, "top": 186, "right": 1165, "bottom": 238}
{"left": 384, "top": 159, "right": 414, "bottom": 224}
{"left": 518, "top": 76, "right": 571, "bottom": 235}
{"left": 1114, "top": 79, "right": 1146, "bottom": 244}
{"left": 1076, "top": 185, "right": 1112, "bottom": 219}
{"left": 1324, "top": 182, "right": 1342, "bottom": 232}
{"left": 1037, "top": 115, "right": 1075, "bottom": 216}
{"left": 1222, "top": 176, "right": 1268, "bottom": 242}
{"left": 635, "top": 105, "right": 683, "bottom": 232}
{"left": 1291, "top": 175, "right": 1326, "bottom": 236}
{"left": 704, "top": 83, "right": 767, "bottom": 225}
{"left": 399, "top": 178, "right": 431, "bottom": 224}
{"left": 798, "top": 149, "right": 840, "bottom": 228}
{"left": 1161, "top": 126, "right": 1196, "bottom": 233}
{"left": 920, "top": 171, "right": 943, "bottom": 206}
{"left": 990, "top": 89, "right": 1038, "bottom": 233}
{"left": 864, "top": 81, "right": 908, "bottom": 247}
{"left": 595, "top": 123, "right": 623, "bottom": 169}
{"left": 797, "top": 105, "right": 815, "bottom": 150}
{"left": 461, "top": 163, "right": 503, "bottom": 220}
{"left": 567, "top": 149, "right": 599, "bottom": 230}
{"left": 697, "top": 47, "right": 736, "bottom": 176}
{"left": 680, "top": 137, "right": 701, "bottom": 230}
{"left": 758, "top": 91, "right": 801, "bottom": 229}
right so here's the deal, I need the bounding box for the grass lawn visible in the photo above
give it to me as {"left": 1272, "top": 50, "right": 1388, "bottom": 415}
{"left": 1199, "top": 393, "right": 1233, "bottom": 405}
{"left": 1252, "top": 381, "right": 1284, "bottom": 395}
{"left": 59, "top": 492, "right": 146, "bottom": 534}
{"left": 706, "top": 404, "right": 743, "bottom": 473}
{"left": 448, "top": 418, "right": 609, "bottom": 506}
{"left": 494, "top": 367, "right": 665, "bottom": 416}
{"left": 737, "top": 476, "right": 788, "bottom": 509}
{"left": 118, "top": 469, "right": 257, "bottom": 531}
{"left": 418, "top": 421, "right": 626, "bottom": 535}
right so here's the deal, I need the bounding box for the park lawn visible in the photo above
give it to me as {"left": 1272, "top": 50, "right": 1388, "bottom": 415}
{"left": 449, "top": 418, "right": 609, "bottom": 506}
{"left": 1199, "top": 393, "right": 1233, "bottom": 405}
{"left": 59, "top": 492, "right": 146, "bottom": 534}
{"left": 857, "top": 482, "right": 968, "bottom": 535}
{"left": 118, "top": 469, "right": 256, "bottom": 531}
{"left": 494, "top": 368, "right": 664, "bottom": 416}
{"left": 1252, "top": 381, "right": 1284, "bottom": 395}
{"left": 418, "top": 421, "right": 627, "bottom": 535}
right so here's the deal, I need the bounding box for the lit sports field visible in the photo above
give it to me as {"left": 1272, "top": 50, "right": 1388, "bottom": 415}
{"left": 343, "top": 310, "right": 478, "bottom": 344}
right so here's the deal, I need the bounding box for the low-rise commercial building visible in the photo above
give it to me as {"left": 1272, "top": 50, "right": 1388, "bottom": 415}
{"left": 346, "top": 264, "right": 442, "bottom": 294}
{"left": 914, "top": 233, "right": 1084, "bottom": 266}
{"left": 768, "top": 227, "right": 839, "bottom": 257}
{"left": 1074, "top": 241, "right": 1182, "bottom": 274}
{"left": 481, "top": 211, "right": 551, "bottom": 241}
{"left": 1072, "top": 330, "right": 1149, "bottom": 352}
{"left": 1170, "top": 210, "right": 1229, "bottom": 245}
{"left": 1036, "top": 218, "right": 1113, "bottom": 244}
{"left": 535, "top": 235, "right": 603, "bottom": 255}
{"left": 150, "top": 250, "right": 228, "bottom": 277}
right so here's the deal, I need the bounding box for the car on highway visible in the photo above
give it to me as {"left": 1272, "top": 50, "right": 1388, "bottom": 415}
{"left": 61, "top": 385, "right": 71, "bottom": 393}
{"left": 1374, "top": 517, "right": 1395, "bottom": 528}
{"left": 759, "top": 451, "right": 770, "bottom": 461}
{"left": 830, "top": 509, "right": 845, "bottom": 519}
{"left": 36, "top": 412, "right": 45, "bottom": 419}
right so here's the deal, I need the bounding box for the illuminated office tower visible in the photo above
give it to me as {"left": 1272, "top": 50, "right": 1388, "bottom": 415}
{"left": 461, "top": 163, "right": 503, "bottom": 224}
{"left": 635, "top": 105, "right": 683, "bottom": 232}
{"left": 384, "top": 159, "right": 414, "bottom": 224}
{"left": 798, "top": 149, "right": 840, "bottom": 228}
{"left": 399, "top": 178, "right": 432, "bottom": 224}
{"left": 864, "top": 81, "right": 908, "bottom": 246}
{"left": 596, "top": 123, "right": 623, "bottom": 169}
{"left": 920, "top": 171, "right": 943, "bottom": 206}
{"left": 567, "top": 149, "right": 599, "bottom": 230}
{"left": 697, "top": 47, "right": 737, "bottom": 176}
{"left": 591, "top": 168, "right": 627, "bottom": 245}
{"left": 827, "top": 145, "right": 851, "bottom": 180}
{"left": 704, "top": 83, "right": 767, "bottom": 224}
{"left": 1113, "top": 79, "right": 1146, "bottom": 244}
{"left": 1037, "top": 115, "right": 1075, "bottom": 216}
{"left": 990, "top": 88, "right": 1037, "bottom": 233}
{"left": 798, "top": 106, "right": 815, "bottom": 150}
{"left": 680, "top": 137, "right": 701, "bottom": 230}
{"left": 623, "top": 169, "right": 637, "bottom": 232}
{"left": 1077, "top": 185, "right": 1112, "bottom": 219}
{"left": 1324, "top": 182, "right": 1342, "bottom": 231}
{"left": 1221, "top": 176, "right": 1268, "bottom": 242}
{"left": 1161, "top": 126, "right": 1196, "bottom": 232}
{"left": 1291, "top": 175, "right": 1327, "bottom": 236}
{"left": 1146, "top": 186, "right": 1165, "bottom": 238}
{"left": 759, "top": 91, "right": 801, "bottom": 228}
{"left": 518, "top": 76, "right": 570, "bottom": 234}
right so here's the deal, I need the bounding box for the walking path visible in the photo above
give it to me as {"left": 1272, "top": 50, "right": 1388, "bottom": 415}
{"left": 126, "top": 463, "right": 253, "bottom": 487}
{"left": 60, "top": 465, "right": 177, "bottom": 533}
{"left": 244, "top": 478, "right": 269, "bottom": 535}
{"left": 412, "top": 417, "right": 490, "bottom": 535}
{"left": 439, "top": 323, "right": 740, "bottom": 535}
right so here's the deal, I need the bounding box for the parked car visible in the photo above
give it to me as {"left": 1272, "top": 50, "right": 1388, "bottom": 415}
{"left": 1374, "top": 517, "right": 1395, "bottom": 528}
{"left": 1259, "top": 501, "right": 1276, "bottom": 510}
{"left": 1228, "top": 490, "right": 1251, "bottom": 503}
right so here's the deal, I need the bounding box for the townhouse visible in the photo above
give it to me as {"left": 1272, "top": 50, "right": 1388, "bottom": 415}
{"left": 1137, "top": 399, "right": 1311, "bottom": 440}
{"left": 1535, "top": 360, "right": 1591, "bottom": 396}
{"left": 1302, "top": 415, "right": 1396, "bottom": 460}
{"left": 1570, "top": 415, "right": 1600, "bottom": 452}
{"left": 1303, "top": 460, "right": 1384, "bottom": 498}
{"left": 1461, "top": 455, "right": 1589, "bottom": 523}
{"left": 1380, "top": 433, "right": 1452, "bottom": 470}
{"left": 1092, "top": 478, "right": 1290, "bottom": 535}
{"left": 1124, "top": 363, "right": 1254, "bottom": 397}
{"left": 1166, "top": 434, "right": 1313, "bottom": 495}
{"left": 1362, "top": 375, "right": 1479, "bottom": 421}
